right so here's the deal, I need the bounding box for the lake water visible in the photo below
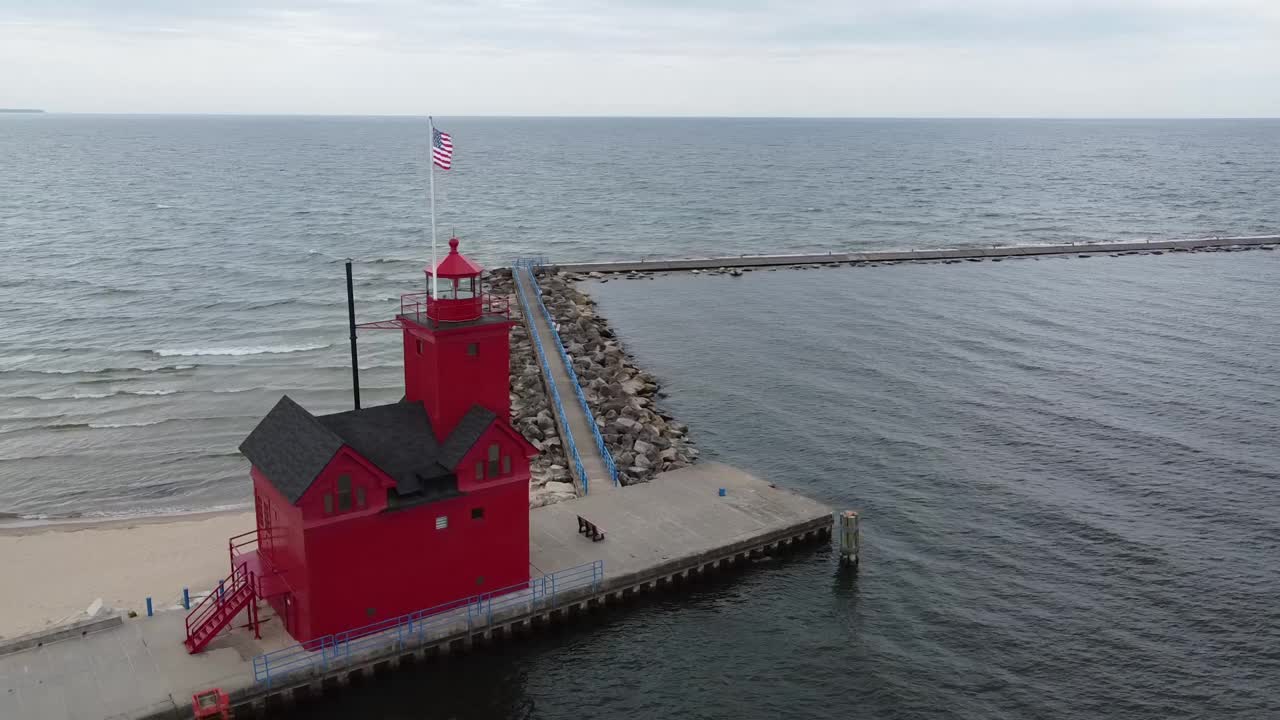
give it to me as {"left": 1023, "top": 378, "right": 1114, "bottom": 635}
{"left": 294, "top": 254, "right": 1280, "bottom": 719}
{"left": 1, "top": 115, "right": 1277, "bottom": 519}
{"left": 2, "top": 115, "right": 1278, "bottom": 717}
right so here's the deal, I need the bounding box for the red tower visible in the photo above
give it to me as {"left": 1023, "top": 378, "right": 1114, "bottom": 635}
{"left": 403, "top": 237, "right": 513, "bottom": 439}
{"left": 189, "top": 238, "right": 537, "bottom": 650}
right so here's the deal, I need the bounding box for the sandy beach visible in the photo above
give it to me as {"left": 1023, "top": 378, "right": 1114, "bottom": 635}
{"left": 0, "top": 510, "right": 255, "bottom": 638}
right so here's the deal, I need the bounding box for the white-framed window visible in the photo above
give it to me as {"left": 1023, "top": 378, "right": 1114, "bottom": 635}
{"left": 487, "top": 443, "right": 500, "bottom": 477}
{"left": 337, "top": 474, "right": 352, "bottom": 511}
{"left": 435, "top": 515, "right": 448, "bottom": 530}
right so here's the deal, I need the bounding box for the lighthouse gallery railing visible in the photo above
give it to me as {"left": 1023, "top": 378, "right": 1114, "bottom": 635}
{"left": 513, "top": 259, "right": 621, "bottom": 489}
{"left": 252, "top": 560, "right": 604, "bottom": 688}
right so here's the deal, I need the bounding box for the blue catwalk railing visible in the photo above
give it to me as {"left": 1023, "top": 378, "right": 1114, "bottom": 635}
{"left": 513, "top": 259, "right": 621, "bottom": 489}
{"left": 253, "top": 560, "right": 604, "bottom": 688}
{"left": 512, "top": 259, "right": 590, "bottom": 492}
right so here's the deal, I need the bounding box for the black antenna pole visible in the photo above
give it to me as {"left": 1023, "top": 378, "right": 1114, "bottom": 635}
{"left": 345, "top": 259, "right": 361, "bottom": 411}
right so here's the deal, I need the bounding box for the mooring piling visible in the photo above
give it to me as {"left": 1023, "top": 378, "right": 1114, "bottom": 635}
{"left": 839, "top": 510, "right": 860, "bottom": 569}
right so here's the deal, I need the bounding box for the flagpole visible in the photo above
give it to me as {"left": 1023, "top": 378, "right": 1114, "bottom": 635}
{"left": 428, "top": 116, "right": 437, "bottom": 298}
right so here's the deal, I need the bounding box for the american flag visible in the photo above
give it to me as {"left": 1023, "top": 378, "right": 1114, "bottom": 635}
{"left": 432, "top": 127, "right": 453, "bottom": 170}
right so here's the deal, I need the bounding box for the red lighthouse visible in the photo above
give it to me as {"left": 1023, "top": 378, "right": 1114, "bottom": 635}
{"left": 189, "top": 238, "right": 536, "bottom": 650}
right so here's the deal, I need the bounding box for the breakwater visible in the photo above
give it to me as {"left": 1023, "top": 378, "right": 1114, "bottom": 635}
{"left": 487, "top": 267, "right": 698, "bottom": 502}
{"left": 552, "top": 234, "right": 1280, "bottom": 274}
{"left": 531, "top": 271, "right": 698, "bottom": 485}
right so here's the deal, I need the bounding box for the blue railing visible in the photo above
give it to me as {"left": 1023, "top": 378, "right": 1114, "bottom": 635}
{"left": 512, "top": 259, "right": 590, "bottom": 492}
{"left": 252, "top": 560, "right": 604, "bottom": 688}
{"left": 513, "top": 259, "right": 620, "bottom": 488}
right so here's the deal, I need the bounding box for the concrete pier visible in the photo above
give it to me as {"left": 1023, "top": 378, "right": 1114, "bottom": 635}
{"left": 550, "top": 234, "right": 1280, "bottom": 274}
{"left": 0, "top": 463, "right": 833, "bottom": 720}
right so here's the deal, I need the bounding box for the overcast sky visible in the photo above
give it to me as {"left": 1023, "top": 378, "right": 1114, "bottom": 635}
{"left": 2, "top": 0, "right": 1278, "bottom": 116}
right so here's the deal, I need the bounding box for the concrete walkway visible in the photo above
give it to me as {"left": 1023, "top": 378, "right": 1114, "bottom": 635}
{"left": 515, "top": 269, "right": 616, "bottom": 495}
{"left": 0, "top": 462, "right": 829, "bottom": 720}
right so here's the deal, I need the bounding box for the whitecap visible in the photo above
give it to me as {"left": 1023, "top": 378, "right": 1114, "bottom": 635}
{"left": 88, "top": 420, "right": 163, "bottom": 429}
{"left": 152, "top": 343, "right": 331, "bottom": 357}
{"left": 7, "top": 364, "right": 196, "bottom": 375}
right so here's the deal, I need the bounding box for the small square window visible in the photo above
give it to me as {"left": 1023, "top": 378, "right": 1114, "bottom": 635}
{"left": 501, "top": 456, "right": 511, "bottom": 475}
{"left": 475, "top": 461, "right": 484, "bottom": 481}
{"left": 323, "top": 494, "right": 333, "bottom": 514}
{"left": 467, "top": 343, "right": 479, "bottom": 357}
{"left": 435, "top": 515, "right": 448, "bottom": 530}
{"left": 356, "top": 486, "right": 366, "bottom": 508}
{"left": 471, "top": 507, "right": 484, "bottom": 520}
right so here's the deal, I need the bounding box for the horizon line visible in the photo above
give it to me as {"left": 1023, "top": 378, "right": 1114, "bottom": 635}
{"left": 10, "top": 111, "right": 1280, "bottom": 121}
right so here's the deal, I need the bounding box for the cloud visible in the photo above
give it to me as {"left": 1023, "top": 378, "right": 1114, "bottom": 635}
{"left": 1, "top": 0, "right": 1277, "bottom": 114}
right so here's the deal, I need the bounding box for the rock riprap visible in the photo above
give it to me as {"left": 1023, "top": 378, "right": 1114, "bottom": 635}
{"left": 485, "top": 269, "right": 577, "bottom": 508}
{"left": 531, "top": 269, "right": 699, "bottom": 485}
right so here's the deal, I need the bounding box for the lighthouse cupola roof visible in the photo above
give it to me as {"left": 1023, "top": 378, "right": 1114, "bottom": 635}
{"left": 428, "top": 237, "right": 484, "bottom": 281}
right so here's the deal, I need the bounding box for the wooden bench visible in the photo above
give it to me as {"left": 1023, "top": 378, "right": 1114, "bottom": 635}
{"left": 576, "top": 515, "right": 606, "bottom": 542}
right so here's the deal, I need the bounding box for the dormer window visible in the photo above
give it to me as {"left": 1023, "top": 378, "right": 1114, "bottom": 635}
{"left": 337, "top": 474, "right": 353, "bottom": 512}
{"left": 487, "top": 444, "right": 500, "bottom": 477}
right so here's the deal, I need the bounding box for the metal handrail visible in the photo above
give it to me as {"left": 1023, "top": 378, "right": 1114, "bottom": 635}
{"left": 512, "top": 261, "right": 590, "bottom": 492}
{"left": 515, "top": 260, "right": 620, "bottom": 488}
{"left": 252, "top": 560, "right": 604, "bottom": 688}
{"left": 228, "top": 529, "right": 257, "bottom": 562}
{"left": 185, "top": 562, "right": 252, "bottom": 637}
{"left": 399, "top": 291, "right": 511, "bottom": 322}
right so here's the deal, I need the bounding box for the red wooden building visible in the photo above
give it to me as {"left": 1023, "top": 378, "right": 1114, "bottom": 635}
{"left": 185, "top": 238, "right": 535, "bottom": 651}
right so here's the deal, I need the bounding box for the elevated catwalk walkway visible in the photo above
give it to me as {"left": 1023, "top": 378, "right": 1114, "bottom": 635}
{"left": 514, "top": 265, "right": 617, "bottom": 495}
{"left": 0, "top": 463, "right": 833, "bottom": 720}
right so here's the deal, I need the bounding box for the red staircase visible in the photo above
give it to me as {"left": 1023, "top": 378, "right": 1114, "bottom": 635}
{"left": 185, "top": 563, "right": 258, "bottom": 654}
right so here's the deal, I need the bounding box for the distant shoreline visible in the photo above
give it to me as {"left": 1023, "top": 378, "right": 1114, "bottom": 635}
{"left": 0, "top": 108, "right": 45, "bottom": 114}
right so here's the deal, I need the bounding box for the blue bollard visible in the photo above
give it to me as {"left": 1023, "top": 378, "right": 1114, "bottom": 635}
{"left": 182, "top": 588, "right": 190, "bottom": 610}
{"left": 718, "top": 488, "right": 726, "bottom": 497}
{"left": 145, "top": 597, "right": 153, "bottom": 617}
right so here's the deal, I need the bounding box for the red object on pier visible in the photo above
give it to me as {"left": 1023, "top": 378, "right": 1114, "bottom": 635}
{"left": 191, "top": 688, "right": 230, "bottom": 719}
{"left": 185, "top": 237, "right": 536, "bottom": 649}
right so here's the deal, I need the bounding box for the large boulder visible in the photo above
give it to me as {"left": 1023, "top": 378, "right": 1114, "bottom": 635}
{"left": 543, "top": 480, "right": 577, "bottom": 495}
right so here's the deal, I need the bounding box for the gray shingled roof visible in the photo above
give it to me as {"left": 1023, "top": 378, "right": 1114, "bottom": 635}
{"left": 239, "top": 396, "right": 344, "bottom": 504}
{"left": 317, "top": 401, "right": 451, "bottom": 495}
{"left": 437, "top": 405, "right": 497, "bottom": 470}
{"left": 241, "top": 396, "right": 496, "bottom": 506}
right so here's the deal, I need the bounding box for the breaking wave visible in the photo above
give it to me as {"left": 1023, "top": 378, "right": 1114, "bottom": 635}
{"left": 150, "top": 343, "right": 331, "bottom": 357}
{"left": 3, "top": 364, "right": 196, "bottom": 376}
